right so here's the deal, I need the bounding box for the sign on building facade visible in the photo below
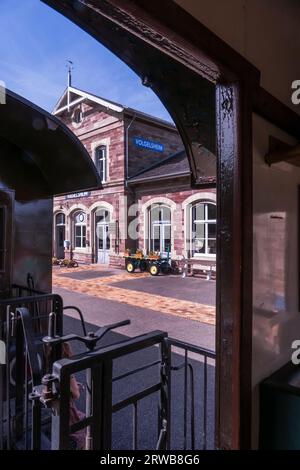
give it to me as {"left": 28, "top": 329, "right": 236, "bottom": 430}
{"left": 133, "top": 137, "right": 164, "bottom": 153}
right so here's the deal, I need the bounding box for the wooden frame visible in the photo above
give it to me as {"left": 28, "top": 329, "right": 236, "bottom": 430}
{"left": 42, "top": 0, "right": 256, "bottom": 450}
{"left": 42, "top": 0, "right": 300, "bottom": 449}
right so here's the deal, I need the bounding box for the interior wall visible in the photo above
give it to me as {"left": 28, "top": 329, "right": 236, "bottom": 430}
{"left": 174, "top": 0, "right": 300, "bottom": 447}
{"left": 175, "top": 0, "right": 300, "bottom": 114}
{"left": 252, "top": 113, "right": 299, "bottom": 447}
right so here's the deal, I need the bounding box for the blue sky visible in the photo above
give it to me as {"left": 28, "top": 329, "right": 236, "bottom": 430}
{"left": 0, "top": 0, "right": 172, "bottom": 121}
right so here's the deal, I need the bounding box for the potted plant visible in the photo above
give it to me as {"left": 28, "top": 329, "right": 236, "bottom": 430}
{"left": 135, "top": 249, "right": 144, "bottom": 259}
{"left": 148, "top": 251, "right": 160, "bottom": 260}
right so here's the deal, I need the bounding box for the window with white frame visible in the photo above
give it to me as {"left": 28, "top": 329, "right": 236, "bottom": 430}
{"left": 95, "top": 145, "right": 107, "bottom": 183}
{"left": 149, "top": 204, "right": 171, "bottom": 255}
{"left": 190, "top": 202, "right": 216, "bottom": 257}
{"left": 74, "top": 211, "right": 86, "bottom": 248}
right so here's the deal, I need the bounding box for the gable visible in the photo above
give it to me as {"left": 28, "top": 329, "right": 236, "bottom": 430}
{"left": 53, "top": 86, "right": 124, "bottom": 116}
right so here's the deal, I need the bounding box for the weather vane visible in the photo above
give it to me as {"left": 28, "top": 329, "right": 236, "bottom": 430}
{"left": 66, "top": 60, "right": 74, "bottom": 87}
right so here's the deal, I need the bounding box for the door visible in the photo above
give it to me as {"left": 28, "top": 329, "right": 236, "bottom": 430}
{"left": 55, "top": 213, "right": 65, "bottom": 259}
{"left": 56, "top": 225, "right": 65, "bottom": 259}
{"left": 0, "top": 190, "right": 14, "bottom": 298}
{"left": 152, "top": 223, "right": 171, "bottom": 256}
{"left": 97, "top": 223, "right": 110, "bottom": 264}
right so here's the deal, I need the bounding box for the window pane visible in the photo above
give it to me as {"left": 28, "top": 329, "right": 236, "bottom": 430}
{"left": 98, "top": 226, "right": 104, "bottom": 250}
{"left": 193, "top": 203, "right": 205, "bottom": 221}
{"left": 152, "top": 225, "right": 160, "bottom": 251}
{"left": 207, "top": 239, "right": 217, "bottom": 254}
{"left": 75, "top": 212, "right": 86, "bottom": 224}
{"left": 150, "top": 206, "right": 160, "bottom": 223}
{"left": 208, "top": 223, "right": 216, "bottom": 238}
{"left": 208, "top": 203, "right": 216, "bottom": 220}
{"left": 96, "top": 209, "right": 109, "bottom": 224}
{"left": 164, "top": 225, "right": 171, "bottom": 252}
{"left": 56, "top": 213, "right": 65, "bottom": 225}
{"left": 162, "top": 207, "right": 171, "bottom": 222}
{"left": 106, "top": 226, "right": 111, "bottom": 250}
{"left": 193, "top": 238, "right": 206, "bottom": 254}
{"left": 193, "top": 221, "right": 205, "bottom": 239}
{"left": 96, "top": 146, "right": 107, "bottom": 181}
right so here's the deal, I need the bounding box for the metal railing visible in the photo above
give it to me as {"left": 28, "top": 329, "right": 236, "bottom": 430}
{"left": 32, "top": 333, "right": 215, "bottom": 450}
{"left": 168, "top": 338, "right": 215, "bottom": 450}
{"left": 0, "top": 294, "right": 216, "bottom": 451}
{"left": 0, "top": 292, "right": 63, "bottom": 450}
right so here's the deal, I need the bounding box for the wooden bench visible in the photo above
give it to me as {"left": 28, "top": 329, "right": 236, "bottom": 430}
{"left": 179, "top": 258, "right": 216, "bottom": 280}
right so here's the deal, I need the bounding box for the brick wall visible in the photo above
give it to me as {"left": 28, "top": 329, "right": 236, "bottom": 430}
{"left": 132, "top": 178, "right": 216, "bottom": 261}
{"left": 59, "top": 102, "right": 125, "bottom": 183}
{"left": 54, "top": 96, "right": 215, "bottom": 269}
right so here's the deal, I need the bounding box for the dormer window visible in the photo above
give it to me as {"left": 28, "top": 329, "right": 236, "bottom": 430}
{"left": 73, "top": 107, "right": 83, "bottom": 124}
{"left": 95, "top": 145, "right": 107, "bottom": 183}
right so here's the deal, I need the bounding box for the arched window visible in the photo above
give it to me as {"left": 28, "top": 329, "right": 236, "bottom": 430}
{"left": 149, "top": 204, "right": 171, "bottom": 255}
{"left": 190, "top": 202, "right": 216, "bottom": 257}
{"left": 55, "top": 213, "right": 65, "bottom": 226}
{"left": 95, "top": 145, "right": 107, "bottom": 183}
{"left": 74, "top": 211, "right": 86, "bottom": 248}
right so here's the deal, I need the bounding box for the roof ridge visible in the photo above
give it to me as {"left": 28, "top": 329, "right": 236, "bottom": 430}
{"left": 54, "top": 85, "right": 175, "bottom": 127}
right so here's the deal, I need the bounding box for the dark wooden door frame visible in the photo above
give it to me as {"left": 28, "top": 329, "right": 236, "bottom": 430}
{"left": 42, "top": 0, "right": 300, "bottom": 449}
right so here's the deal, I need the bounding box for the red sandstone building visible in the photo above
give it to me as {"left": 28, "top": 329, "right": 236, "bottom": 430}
{"left": 53, "top": 86, "right": 216, "bottom": 269}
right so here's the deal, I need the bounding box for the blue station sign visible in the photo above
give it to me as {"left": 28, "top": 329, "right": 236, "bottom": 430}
{"left": 133, "top": 137, "right": 164, "bottom": 153}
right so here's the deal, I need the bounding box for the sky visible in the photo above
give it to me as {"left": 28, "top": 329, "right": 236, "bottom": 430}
{"left": 0, "top": 0, "right": 172, "bottom": 121}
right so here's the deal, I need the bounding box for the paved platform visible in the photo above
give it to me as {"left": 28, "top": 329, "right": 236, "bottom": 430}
{"left": 113, "top": 275, "right": 215, "bottom": 305}
{"left": 56, "top": 287, "right": 215, "bottom": 350}
{"left": 53, "top": 266, "right": 216, "bottom": 449}
{"left": 53, "top": 265, "right": 216, "bottom": 326}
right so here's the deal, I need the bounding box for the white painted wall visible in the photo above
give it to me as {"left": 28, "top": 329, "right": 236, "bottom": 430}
{"left": 252, "top": 114, "right": 300, "bottom": 445}
{"left": 175, "top": 0, "right": 300, "bottom": 113}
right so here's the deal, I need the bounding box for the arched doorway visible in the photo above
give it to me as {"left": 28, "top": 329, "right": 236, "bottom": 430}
{"left": 43, "top": 0, "right": 257, "bottom": 449}
{"left": 55, "top": 212, "right": 65, "bottom": 259}
{"left": 95, "top": 208, "right": 111, "bottom": 264}
{"left": 148, "top": 204, "right": 171, "bottom": 256}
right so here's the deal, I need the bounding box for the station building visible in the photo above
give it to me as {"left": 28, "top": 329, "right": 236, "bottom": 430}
{"left": 53, "top": 86, "right": 216, "bottom": 269}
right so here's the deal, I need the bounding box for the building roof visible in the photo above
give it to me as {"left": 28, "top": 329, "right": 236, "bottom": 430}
{"left": 128, "top": 150, "right": 191, "bottom": 183}
{"left": 0, "top": 89, "right": 101, "bottom": 199}
{"left": 53, "top": 86, "right": 176, "bottom": 130}
{"left": 128, "top": 148, "right": 217, "bottom": 185}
